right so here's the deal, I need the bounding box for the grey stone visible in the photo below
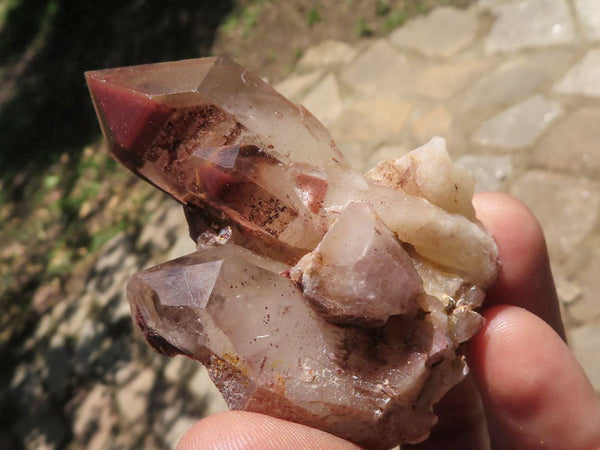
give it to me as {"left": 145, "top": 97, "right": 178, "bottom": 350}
{"left": 566, "top": 298, "right": 598, "bottom": 325}
{"left": 485, "top": 0, "right": 575, "bottom": 54}
{"left": 555, "top": 278, "right": 583, "bottom": 304}
{"left": 329, "top": 97, "right": 414, "bottom": 144}
{"left": 164, "top": 357, "right": 185, "bottom": 384}
{"left": 340, "top": 39, "right": 417, "bottom": 96}
{"left": 411, "top": 106, "right": 454, "bottom": 144}
{"left": 554, "top": 48, "right": 600, "bottom": 98}
{"left": 109, "top": 295, "right": 132, "bottom": 323}
{"left": 165, "top": 416, "right": 197, "bottom": 449}
{"left": 472, "top": 95, "right": 562, "bottom": 149}
{"left": 274, "top": 70, "right": 323, "bottom": 101}
{"left": 566, "top": 242, "right": 600, "bottom": 323}
{"left": 74, "top": 252, "right": 136, "bottom": 326}
{"left": 533, "top": 107, "right": 600, "bottom": 176}
{"left": 390, "top": 7, "right": 477, "bottom": 57}
{"left": 301, "top": 73, "right": 345, "bottom": 126}
{"left": 298, "top": 40, "right": 357, "bottom": 68}
{"left": 32, "top": 312, "right": 55, "bottom": 344}
{"left": 116, "top": 368, "right": 156, "bottom": 424}
{"left": 456, "top": 154, "right": 513, "bottom": 192}
{"left": 167, "top": 226, "right": 199, "bottom": 261}
{"left": 114, "top": 361, "right": 141, "bottom": 386}
{"left": 164, "top": 356, "right": 195, "bottom": 384}
{"left": 510, "top": 171, "right": 600, "bottom": 260}
{"left": 138, "top": 202, "right": 188, "bottom": 254}
{"left": 78, "top": 232, "right": 141, "bottom": 321}
{"left": 459, "top": 50, "right": 574, "bottom": 113}
{"left": 96, "top": 232, "right": 133, "bottom": 271}
{"left": 574, "top": 0, "right": 600, "bottom": 40}
{"left": 10, "top": 363, "right": 29, "bottom": 391}
{"left": 55, "top": 293, "right": 94, "bottom": 338}
{"left": 73, "top": 384, "right": 117, "bottom": 450}
{"left": 569, "top": 324, "right": 600, "bottom": 391}
{"left": 415, "top": 56, "right": 489, "bottom": 100}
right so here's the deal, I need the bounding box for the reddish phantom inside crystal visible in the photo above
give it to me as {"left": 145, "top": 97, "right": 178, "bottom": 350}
{"left": 86, "top": 57, "right": 499, "bottom": 449}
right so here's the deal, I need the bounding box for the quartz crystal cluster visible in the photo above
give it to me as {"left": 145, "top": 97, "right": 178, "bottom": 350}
{"left": 86, "top": 57, "right": 499, "bottom": 449}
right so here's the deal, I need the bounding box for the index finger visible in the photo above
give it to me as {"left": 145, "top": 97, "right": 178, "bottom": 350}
{"left": 473, "top": 192, "right": 565, "bottom": 339}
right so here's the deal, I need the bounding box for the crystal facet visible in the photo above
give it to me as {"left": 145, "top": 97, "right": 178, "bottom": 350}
{"left": 86, "top": 57, "right": 499, "bottom": 448}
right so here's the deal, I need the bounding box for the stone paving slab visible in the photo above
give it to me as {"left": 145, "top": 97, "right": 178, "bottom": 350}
{"left": 565, "top": 241, "right": 600, "bottom": 324}
{"left": 471, "top": 95, "right": 562, "bottom": 149}
{"left": 510, "top": 171, "right": 600, "bottom": 261}
{"left": 554, "top": 48, "right": 600, "bottom": 97}
{"left": 298, "top": 39, "right": 357, "bottom": 68}
{"left": 411, "top": 105, "right": 454, "bottom": 143}
{"left": 301, "top": 73, "right": 344, "bottom": 126}
{"left": 329, "top": 97, "right": 414, "bottom": 144}
{"left": 458, "top": 50, "right": 574, "bottom": 113}
{"left": 485, "top": 0, "right": 576, "bottom": 53}
{"left": 415, "top": 55, "right": 490, "bottom": 99}
{"left": 534, "top": 106, "right": 600, "bottom": 176}
{"left": 574, "top": 0, "right": 600, "bottom": 40}
{"left": 274, "top": 69, "right": 323, "bottom": 101}
{"left": 570, "top": 323, "right": 600, "bottom": 391}
{"left": 456, "top": 154, "right": 513, "bottom": 192}
{"left": 390, "top": 7, "right": 478, "bottom": 57}
{"left": 340, "top": 39, "right": 417, "bottom": 96}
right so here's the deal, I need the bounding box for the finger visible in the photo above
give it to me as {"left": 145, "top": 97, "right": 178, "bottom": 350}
{"left": 473, "top": 192, "right": 564, "bottom": 338}
{"left": 467, "top": 305, "right": 600, "bottom": 449}
{"left": 177, "top": 410, "right": 360, "bottom": 450}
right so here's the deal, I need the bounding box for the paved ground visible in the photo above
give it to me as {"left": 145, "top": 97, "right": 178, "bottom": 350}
{"left": 7, "top": 1, "right": 600, "bottom": 448}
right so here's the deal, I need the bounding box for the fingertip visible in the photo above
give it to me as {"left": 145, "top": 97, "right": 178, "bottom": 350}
{"left": 473, "top": 193, "right": 550, "bottom": 289}
{"left": 467, "top": 305, "right": 600, "bottom": 450}
{"left": 473, "top": 192, "right": 546, "bottom": 258}
{"left": 177, "top": 411, "right": 360, "bottom": 450}
{"left": 467, "top": 306, "right": 554, "bottom": 419}
{"left": 473, "top": 192, "right": 564, "bottom": 337}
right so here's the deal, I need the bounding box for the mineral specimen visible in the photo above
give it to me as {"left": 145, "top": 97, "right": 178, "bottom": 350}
{"left": 86, "top": 57, "right": 499, "bottom": 449}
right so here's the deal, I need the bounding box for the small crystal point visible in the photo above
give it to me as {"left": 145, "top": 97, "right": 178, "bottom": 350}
{"left": 295, "top": 202, "right": 423, "bottom": 326}
{"left": 87, "top": 57, "right": 500, "bottom": 448}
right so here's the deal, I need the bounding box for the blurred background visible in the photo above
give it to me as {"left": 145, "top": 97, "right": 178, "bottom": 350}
{"left": 1, "top": 0, "right": 598, "bottom": 448}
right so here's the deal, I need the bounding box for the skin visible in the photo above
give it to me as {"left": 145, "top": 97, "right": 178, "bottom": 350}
{"left": 178, "top": 192, "right": 600, "bottom": 450}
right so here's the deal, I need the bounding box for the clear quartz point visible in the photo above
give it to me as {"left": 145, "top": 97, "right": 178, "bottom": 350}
{"left": 86, "top": 57, "right": 499, "bottom": 448}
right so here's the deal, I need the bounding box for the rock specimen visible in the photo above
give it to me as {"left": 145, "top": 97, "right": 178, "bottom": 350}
{"left": 86, "top": 57, "right": 499, "bottom": 449}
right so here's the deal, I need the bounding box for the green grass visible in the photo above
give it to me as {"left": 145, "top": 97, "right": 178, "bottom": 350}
{"left": 383, "top": 9, "right": 407, "bottom": 32}
{"left": 220, "top": 0, "right": 264, "bottom": 36}
{"left": 354, "top": 17, "right": 373, "bottom": 37}
{"left": 307, "top": 7, "right": 322, "bottom": 27}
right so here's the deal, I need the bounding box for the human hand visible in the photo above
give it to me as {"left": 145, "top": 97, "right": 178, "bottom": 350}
{"left": 178, "top": 193, "right": 600, "bottom": 450}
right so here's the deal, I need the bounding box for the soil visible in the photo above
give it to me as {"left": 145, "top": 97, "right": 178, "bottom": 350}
{"left": 213, "top": 0, "right": 475, "bottom": 82}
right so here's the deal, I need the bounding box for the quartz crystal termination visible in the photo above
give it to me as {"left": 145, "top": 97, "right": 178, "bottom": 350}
{"left": 86, "top": 57, "right": 499, "bottom": 449}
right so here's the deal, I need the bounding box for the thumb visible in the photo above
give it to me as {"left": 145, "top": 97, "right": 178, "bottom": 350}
{"left": 177, "top": 410, "right": 360, "bottom": 450}
{"left": 467, "top": 305, "right": 600, "bottom": 449}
